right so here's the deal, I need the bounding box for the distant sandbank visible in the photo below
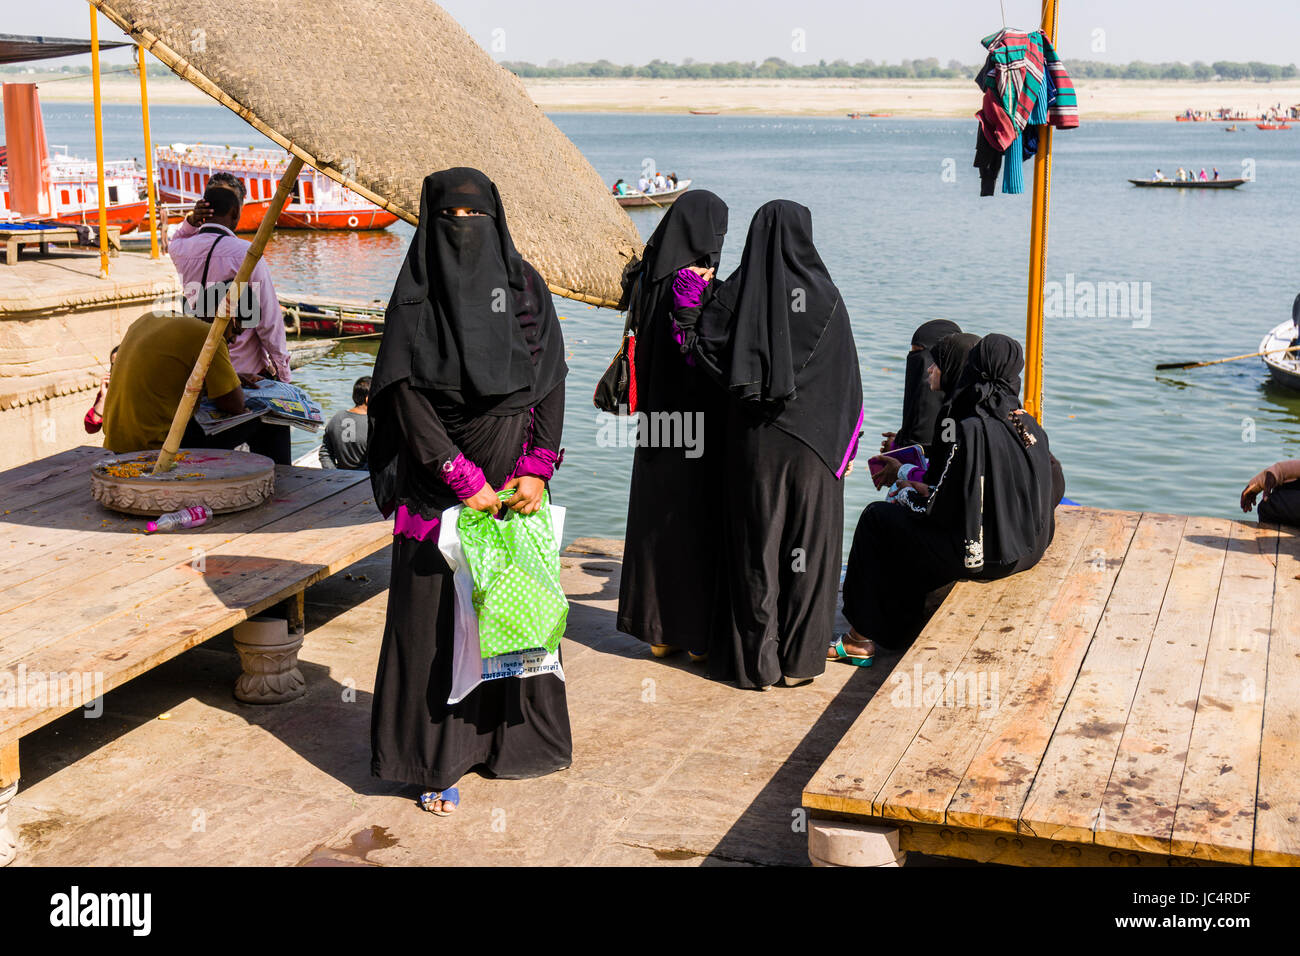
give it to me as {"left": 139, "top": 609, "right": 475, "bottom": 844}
{"left": 26, "top": 73, "right": 1300, "bottom": 121}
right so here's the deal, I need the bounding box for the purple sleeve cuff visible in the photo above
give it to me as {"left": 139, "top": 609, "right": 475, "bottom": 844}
{"left": 672, "top": 268, "right": 708, "bottom": 310}
{"left": 513, "top": 447, "right": 562, "bottom": 482}
{"left": 393, "top": 504, "right": 441, "bottom": 542}
{"left": 442, "top": 453, "right": 487, "bottom": 499}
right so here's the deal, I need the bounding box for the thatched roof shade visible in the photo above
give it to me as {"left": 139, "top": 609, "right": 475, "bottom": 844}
{"left": 89, "top": 0, "right": 642, "bottom": 307}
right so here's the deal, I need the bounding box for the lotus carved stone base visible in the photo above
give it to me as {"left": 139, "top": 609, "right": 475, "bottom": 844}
{"left": 233, "top": 617, "right": 306, "bottom": 704}
{"left": 0, "top": 782, "right": 17, "bottom": 867}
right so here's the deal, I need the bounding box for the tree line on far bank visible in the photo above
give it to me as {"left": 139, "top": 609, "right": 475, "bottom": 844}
{"left": 500, "top": 57, "right": 1299, "bottom": 82}
{"left": 6, "top": 58, "right": 1296, "bottom": 83}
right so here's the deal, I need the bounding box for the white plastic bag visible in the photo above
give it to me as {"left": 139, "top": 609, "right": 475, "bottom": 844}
{"left": 439, "top": 501, "right": 567, "bottom": 705}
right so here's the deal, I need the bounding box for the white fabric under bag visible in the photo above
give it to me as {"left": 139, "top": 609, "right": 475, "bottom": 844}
{"left": 438, "top": 502, "right": 566, "bottom": 705}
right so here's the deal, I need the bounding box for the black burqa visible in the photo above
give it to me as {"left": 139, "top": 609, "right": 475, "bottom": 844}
{"left": 616, "top": 191, "right": 729, "bottom": 653}
{"left": 843, "top": 333, "right": 1061, "bottom": 649}
{"left": 894, "top": 319, "right": 960, "bottom": 452}
{"left": 695, "top": 200, "right": 863, "bottom": 476}
{"left": 929, "top": 334, "right": 1056, "bottom": 573}
{"left": 368, "top": 168, "right": 571, "bottom": 793}
{"left": 920, "top": 331, "right": 981, "bottom": 485}
{"left": 691, "top": 200, "right": 864, "bottom": 687}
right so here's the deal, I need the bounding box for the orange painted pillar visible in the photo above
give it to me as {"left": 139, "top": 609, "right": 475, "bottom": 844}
{"left": 1023, "top": 0, "right": 1059, "bottom": 421}
{"left": 89, "top": 6, "right": 110, "bottom": 277}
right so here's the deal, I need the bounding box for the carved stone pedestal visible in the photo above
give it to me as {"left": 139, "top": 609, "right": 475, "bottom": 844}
{"left": 91, "top": 448, "right": 275, "bottom": 516}
{"left": 0, "top": 781, "right": 18, "bottom": 867}
{"left": 808, "top": 820, "right": 906, "bottom": 867}
{"left": 233, "top": 615, "right": 305, "bottom": 704}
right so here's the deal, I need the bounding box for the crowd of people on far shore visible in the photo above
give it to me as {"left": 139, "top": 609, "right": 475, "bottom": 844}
{"left": 85, "top": 165, "right": 1300, "bottom": 821}
{"left": 1178, "top": 103, "right": 1298, "bottom": 121}
{"left": 611, "top": 170, "right": 679, "bottom": 196}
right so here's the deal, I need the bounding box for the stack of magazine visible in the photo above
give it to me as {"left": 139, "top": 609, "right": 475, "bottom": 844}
{"left": 194, "top": 380, "right": 325, "bottom": 435}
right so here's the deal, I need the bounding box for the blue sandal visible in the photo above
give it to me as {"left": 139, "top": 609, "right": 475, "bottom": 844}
{"left": 418, "top": 787, "right": 460, "bottom": 816}
{"left": 828, "top": 635, "right": 873, "bottom": 667}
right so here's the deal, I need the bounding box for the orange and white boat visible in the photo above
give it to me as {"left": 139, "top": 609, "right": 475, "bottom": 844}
{"left": 155, "top": 143, "right": 398, "bottom": 231}
{"left": 0, "top": 152, "right": 149, "bottom": 233}
{"left": 0, "top": 81, "right": 149, "bottom": 232}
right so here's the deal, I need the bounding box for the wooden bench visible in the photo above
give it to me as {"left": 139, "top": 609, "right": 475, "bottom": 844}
{"left": 0, "top": 446, "right": 393, "bottom": 865}
{"left": 1, "top": 226, "right": 121, "bottom": 265}
{"left": 804, "top": 506, "right": 1300, "bottom": 867}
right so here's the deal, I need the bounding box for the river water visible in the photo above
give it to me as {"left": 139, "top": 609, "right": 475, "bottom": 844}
{"left": 28, "top": 103, "right": 1300, "bottom": 543}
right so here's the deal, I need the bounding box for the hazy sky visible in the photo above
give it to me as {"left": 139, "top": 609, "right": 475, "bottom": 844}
{"left": 14, "top": 1, "right": 1300, "bottom": 66}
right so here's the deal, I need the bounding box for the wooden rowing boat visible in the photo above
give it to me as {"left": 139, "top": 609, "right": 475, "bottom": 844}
{"left": 689, "top": 109, "right": 719, "bottom": 115}
{"left": 1128, "top": 178, "right": 1246, "bottom": 189}
{"left": 1261, "top": 320, "right": 1300, "bottom": 391}
{"left": 280, "top": 293, "right": 386, "bottom": 336}
{"left": 614, "top": 179, "right": 692, "bottom": 208}
{"left": 286, "top": 338, "right": 338, "bottom": 368}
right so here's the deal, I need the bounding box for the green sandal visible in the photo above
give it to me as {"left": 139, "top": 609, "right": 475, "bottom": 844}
{"left": 828, "top": 635, "right": 873, "bottom": 667}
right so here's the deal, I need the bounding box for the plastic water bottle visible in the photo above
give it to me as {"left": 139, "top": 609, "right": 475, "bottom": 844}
{"left": 146, "top": 505, "right": 212, "bottom": 533}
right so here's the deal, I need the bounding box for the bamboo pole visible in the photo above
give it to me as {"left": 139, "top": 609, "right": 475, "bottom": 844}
{"left": 89, "top": 6, "right": 110, "bottom": 278}
{"left": 1023, "top": 0, "right": 1059, "bottom": 422}
{"left": 137, "top": 45, "right": 160, "bottom": 259}
{"left": 152, "top": 155, "right": 304, "bottom": 474}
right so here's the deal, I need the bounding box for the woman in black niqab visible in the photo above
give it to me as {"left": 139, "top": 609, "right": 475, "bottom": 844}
{"left": 914, "top": 331, "right": 982, "bottom": 487}
{"left": 682, "top": 200, "right": 864, "bottom": 688}
{"left": 891, "top": 319, "right": 960, "bottom": 453}
{"left": 616, "top": 190, "right": 730, "bottom": 659}
{"left": 368, "top": 168, "right": 571, "bottom": 814}
{"left": 930, "top": 334, "right": 1056, "bottom": 572}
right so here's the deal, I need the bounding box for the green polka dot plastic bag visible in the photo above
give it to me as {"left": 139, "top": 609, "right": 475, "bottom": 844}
{"left": 457, "top": 491, "right": 569, "bottom": 658}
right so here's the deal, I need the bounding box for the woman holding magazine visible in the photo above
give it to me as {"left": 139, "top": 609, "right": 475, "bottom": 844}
{"left": 366, "top": 168, "right": 571, "bottom": 817}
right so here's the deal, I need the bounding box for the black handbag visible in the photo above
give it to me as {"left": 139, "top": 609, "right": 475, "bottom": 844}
{"left": 184, "top": 225, "right": 259, "bottom": 328}
{"left": 593, "top": 275, "right": 640, "bottom": 415}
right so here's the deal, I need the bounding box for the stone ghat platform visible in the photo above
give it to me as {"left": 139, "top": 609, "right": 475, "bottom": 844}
{"left": 0, "top": 249, "right": 180, "bottom": 471}
{"left": 5, "top": 528, "right": 901, "bottom": 866}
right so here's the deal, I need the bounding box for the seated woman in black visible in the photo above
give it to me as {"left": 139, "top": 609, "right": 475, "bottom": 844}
{"left": 876, "top": 330, "right": 981, "bottom": 494}
{"left": 833, "top": 334, "right": 1063, "bottom": 665}
{"left": 879, "top": 319, "right": 961, "bottom": 457}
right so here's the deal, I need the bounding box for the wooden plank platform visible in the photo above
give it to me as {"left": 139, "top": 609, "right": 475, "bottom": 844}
{"left": 804, "top": 506, "right": 1300, "bottom": 867}
{"left": 0, "top": 445, "right": 392, "bottom": 772}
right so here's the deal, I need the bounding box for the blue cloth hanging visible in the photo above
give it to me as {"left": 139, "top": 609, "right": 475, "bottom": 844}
{"left": 1029, "top": 78, "right": 1050, "bottom": 126}
{"left": 1002, "top": 130, "right": 1024, "bottom": 194}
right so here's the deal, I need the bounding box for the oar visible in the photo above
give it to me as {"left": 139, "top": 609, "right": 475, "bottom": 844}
{"left": 1157, "top": 345, "right": 1300, "bottom": 371}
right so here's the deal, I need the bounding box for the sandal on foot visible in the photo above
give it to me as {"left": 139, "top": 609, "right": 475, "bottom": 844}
{"left": 781, "top": 675, "right": 815, "bottom": 687}
{"left": 650, "top": 643, "right": 680, "bottom": 659}
{"left": 418, "top": 787, "right": 460, "bottom": 816}
{"left": 827, "top": 635, "right": 873, "bottom": 667}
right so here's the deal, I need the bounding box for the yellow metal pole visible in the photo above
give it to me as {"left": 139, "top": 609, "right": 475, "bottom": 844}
{"left": 153, "top": 156, "right": 305, "bottom": 474}
{"left": 89, "top": 6, "right": 110, "bottom": 278}
{"left": 137, "top": 44, "right": 160, "bottom": 259}
{"left": 1023, "top": 0, "right": 1059, "bottom": 422}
